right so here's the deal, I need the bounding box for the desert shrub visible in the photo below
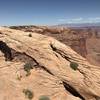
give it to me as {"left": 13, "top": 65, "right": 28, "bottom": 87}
{"left": 39, "top": 95, "right": 50, "bottom": 100}
{"left": 28, "top": 33, "right": 32, "bottom": 37}
{"left": 24, "top": 62, "right": 33, "bottom": 76}
{"left": 23, "top": 89, "right": 33, "bottom": 100}
{"left": 70, "top": 62, "right": 78, "bottom": 71}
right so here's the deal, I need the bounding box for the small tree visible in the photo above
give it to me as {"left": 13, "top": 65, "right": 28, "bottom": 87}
{"left": 70, "top": 62, "right": 78, "bottom": 71}
{"left": 23, "top": 89, "right": 34, "bottom": 100}
{"left": 24, "top": 62, "right": 33, "bottom": 76}
{"left": 39, "top": 95, "right": 50, "bottom": 100}
{"left": 28, "top": 33, "right": 32, "bottom": 37}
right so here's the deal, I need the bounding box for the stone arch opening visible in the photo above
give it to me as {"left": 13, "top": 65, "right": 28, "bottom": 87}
{"left": 0, "top": 41, "right": 13, "bottom": 61}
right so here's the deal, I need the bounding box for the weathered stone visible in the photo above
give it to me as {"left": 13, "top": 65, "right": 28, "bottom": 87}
{"left": 0, "top": 27, "right": 100, "bottom": 100}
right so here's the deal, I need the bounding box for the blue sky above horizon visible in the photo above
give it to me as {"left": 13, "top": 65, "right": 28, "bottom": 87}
{"left": 0, "top": 0, "right": 100, "bottom": 26}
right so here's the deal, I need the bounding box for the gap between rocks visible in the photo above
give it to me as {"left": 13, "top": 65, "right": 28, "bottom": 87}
{"left": 0, "top": 41, "right": 54, "bottom": 75}
{"left": 0, "top": 41, "right": 85, "bottom": 99}
{"left": 50, "top": 43, "right": 85, "bottom": 100}
{"left": 63, "top": 81, "right": 85, "bottom": 100}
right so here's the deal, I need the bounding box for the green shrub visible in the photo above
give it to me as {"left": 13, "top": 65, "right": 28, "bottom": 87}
{"left": 29, "top": 33, "right": 32, "bottom": 37}
{"left": 24, "top": 62, "right": 33, "bottom": 76}
{"left": 70, "top": 62, "right": 78, "bottom": 71}
{"left": 23, "top": 89, "right": 33, "bottom": 100}
{"left": 39, "top": 95, "right": 50, "bottom": 100}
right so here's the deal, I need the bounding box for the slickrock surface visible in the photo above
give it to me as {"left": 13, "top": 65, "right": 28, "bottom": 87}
{"left": 0, "top": 27, "right": 100, "bottom": 100}
{"left": 10, "top": 26, "right": 100, "bottom": 66}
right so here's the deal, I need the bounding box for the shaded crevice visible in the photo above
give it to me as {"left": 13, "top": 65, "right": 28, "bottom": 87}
{"left": 50, "top": 43, "right": 90, "bottom": 69}
{"left": 0, "top": 32, "right": 2, "bottom": 34}
{"left": 11, "top": 50, "right": 38, "bottom": 66}
{"left": 50, "top": 43, "right": 86, "bottom": 100}
{"left": 63, "top": 82, "right": 85, "bottom": 100}
{"left": 50, "top": 43, "right": 86, "bottom": 61}
{"left": 11, "top": 49, "right": 54, "bottom": 75}
{"left": 50, "top": 43, "right": 71, "bottom": 62}
{"left": 95, "top": 96, "right": 100, "bottom": 100}
{"left": 50, "top": 43, "right": 57, "bottom": 51}
{"left": 40, "top": 65, "right": 54, "bottom": 75}
{"left": 22, "top": 52, "right": 54, "bottom": 75}
{"left": 0, "top": 41, "right": 13, "bottom": 61}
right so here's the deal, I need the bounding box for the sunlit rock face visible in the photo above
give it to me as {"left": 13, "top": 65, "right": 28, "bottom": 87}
{"left": 10, "top": 25, "right": 100, "bottom": 66}
{"left": 0, "top": 27, "right": 100, "bottom": 100}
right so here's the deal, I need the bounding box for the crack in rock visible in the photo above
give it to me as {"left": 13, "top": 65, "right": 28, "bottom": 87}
{"left": 63, "top": 81, "right": 85, "bottom": 100}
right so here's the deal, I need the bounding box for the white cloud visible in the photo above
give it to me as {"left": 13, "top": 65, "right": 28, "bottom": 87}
{"left": 89, "top": 17, "right": 100, "bottom": 20}
{"left": 88, "top": 17, "right": 100, "bottom": 22}
{"left": 58, "top": 17, "right": 100, "bottom": 23}
{"left": 71, "top": 18, "right": 83, "bottom": 21}
{"left": 58, "top": 18, "right": 67, "bottom": 22}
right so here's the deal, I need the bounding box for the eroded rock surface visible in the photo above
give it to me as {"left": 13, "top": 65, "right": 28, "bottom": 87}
{"left": 0, "top": 27, "right": 100, "bottom": 100}
{"left": 10, "top": 26, "right": 100, "bottom": 66}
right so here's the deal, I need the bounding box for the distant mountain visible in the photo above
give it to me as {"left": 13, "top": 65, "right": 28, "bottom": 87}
{"left": 55, "top": 22, "right": 100, "bottom": 28}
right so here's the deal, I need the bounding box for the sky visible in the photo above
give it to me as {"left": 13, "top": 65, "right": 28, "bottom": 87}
{"left": 0, "top": 0, "right": 100, "bottom": 25}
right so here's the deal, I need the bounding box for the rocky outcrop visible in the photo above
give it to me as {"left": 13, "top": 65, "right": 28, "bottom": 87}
{"left": 9, "top": 26, "right": 88, "bottom": 57}
{"left": 0, "top": 27, "right": 100, "bottom": 100}
{"left": 42, "top": 27, "right": 100, "bottom": 66}
{"left": 9, "top": 26, "right": 100, "bottom": 66}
